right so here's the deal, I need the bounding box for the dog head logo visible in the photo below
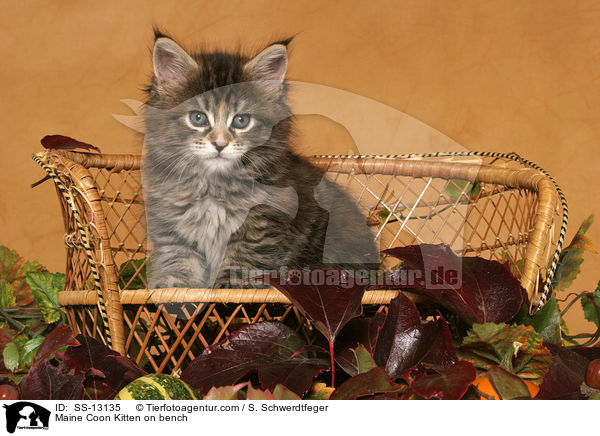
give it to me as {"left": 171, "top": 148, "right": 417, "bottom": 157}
{"left": 3, "top": 402, "right": 50, "bottom": 433}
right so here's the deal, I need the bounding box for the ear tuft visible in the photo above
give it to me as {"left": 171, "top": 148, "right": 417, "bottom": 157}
{"left": 271, "top": 36, "right": 294, "bottom": 47}
{"left": 152, "top": 26, "right": 172, "bottom": 42}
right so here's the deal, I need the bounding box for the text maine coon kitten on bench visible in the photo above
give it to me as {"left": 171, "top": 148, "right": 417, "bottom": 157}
{"left": 143, "top": 32, "right": 379, "bottom": 290}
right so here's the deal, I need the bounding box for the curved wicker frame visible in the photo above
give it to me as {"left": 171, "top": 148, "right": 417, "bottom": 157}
{"left": 33, "top": 150, "right": 562, "bottom": 372}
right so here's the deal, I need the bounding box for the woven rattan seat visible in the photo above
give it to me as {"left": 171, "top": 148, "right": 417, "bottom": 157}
{"left": 33, "top": 150, "right": 563, "bottom": 374}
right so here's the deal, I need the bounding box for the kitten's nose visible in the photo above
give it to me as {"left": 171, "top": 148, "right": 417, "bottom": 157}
{"left": 212, "top": 138, "right": 228, "bottom": 153}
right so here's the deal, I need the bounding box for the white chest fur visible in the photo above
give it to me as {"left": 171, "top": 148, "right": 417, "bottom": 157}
{"left": 174, "top": 196, "right": 246, "bottom": 273}
{"left": 168, "top": 182, "right": 299, "bottom": 278}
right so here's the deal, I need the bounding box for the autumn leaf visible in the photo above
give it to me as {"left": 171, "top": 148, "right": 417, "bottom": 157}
{"left": 246, "top": 384, "right": 301, "bottom": 400}
{"left": 581, "top": 281, "right": 600, "bottom": 327}
{"left": 485, "top": 365, "right": 532, "bottom": 400}
{"left": 383, "top": 244, "right": 524, "bottom": 324}
{"left": 202, "top": 383, "right": 248, "bottom": 400}
{"left": 535, "top": 344, "right": 600, "bottom": 400}
{"left": 374, "top": 293, "right": 458, "bottom": 378}
{"left": 36, "top": 324, "right": 80, "bottom": 362}
{"left": 263, "top": 270, "right": 365, "bottom": 344}
{"left": 25, "top": 272, "right": 65, "bottom": 324}
{"left": 552, "top": 215, "right": 596, "bottom": 292}
{"left": 411, "top": 361, "right": 477, "bottom": 400}
{"left": 330, "top": 367, "right": 399, "bottom": 400}
{"left": 516, "top": 295, "right": 562, "bottom": 344}
{"left": 457, "top": 323, "right": 553, "bottom": 382}
{"left": 306, "top": 382, "right": 335, "bottom": 400}
{"left": 19, "top": 359, "right": 85, "bottom": 400}
{"left": 180, "top": 322, "right": 329, "bottom": 396}
{"left": 0, "top": 246, "right": 46, "bottom": 306}
{"left": 335, "top": 344, "right": 378, "bottom": 377}
{"left": 41, "top": 134, "right": 101, "bottom": 153}
{"left": 0, "top": 280, "right": 16, "bottom": 308}
{"left": 62, "top": 335, "right": 146, "bottom": 400}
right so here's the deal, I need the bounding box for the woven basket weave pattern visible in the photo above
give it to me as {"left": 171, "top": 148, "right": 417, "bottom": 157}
{"left": 34, "top": 150, "right": 560, "bottom": 374}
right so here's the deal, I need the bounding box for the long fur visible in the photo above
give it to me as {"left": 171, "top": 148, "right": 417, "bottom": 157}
{"left": 143, "top": 35, "right": 378, "bottom": 289}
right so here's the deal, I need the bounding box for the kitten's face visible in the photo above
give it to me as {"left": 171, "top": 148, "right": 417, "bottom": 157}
{"left": 160, "top": 84, "right": 284, "bottom": 173}
{"left": 145, "top": 37, "right": 291, "bottom": 176}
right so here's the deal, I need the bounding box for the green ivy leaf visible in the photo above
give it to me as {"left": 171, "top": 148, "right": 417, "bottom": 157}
{"left": 0, "top": 280, "right": 16, "bottom": 308}
{"left": 486, "top": 366, "right": 532, "bottom": 400}
{"left": 552, "top": 215, "right": 596, "bottom": 292}
{"left": 518, "top": 296, "right": 562, "bottom": 344}
{"left": 581, "top": 281, "right": 600, "bottom": 327}
{"left": 25, "top": 272, "right": 65, "bottom": 324}
{"left": 3, "top": 342, "right": 19, "bottom": 372}
{"left": 498, "top": 250, "right": 524, "bottom": 278}
{"left": 354, "top": 344, "right": 377, "bottom": 374}
{"left": 20, "top": 337, "right": 45, "bottom": 365}
{"left": 457, "top": 323, "right": 553, "bottom": 382}
{"left": 336, "top": 344, "right": 377, "bottom": 376}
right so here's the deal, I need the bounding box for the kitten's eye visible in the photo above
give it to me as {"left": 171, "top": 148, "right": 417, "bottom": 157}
{"left": 232, "top": 114, "right": 251, "bottom": 129}
{"left": 188, "top": 111, "right": 209, "bottom": 127}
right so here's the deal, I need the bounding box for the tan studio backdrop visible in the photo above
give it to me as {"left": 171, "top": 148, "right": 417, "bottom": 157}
{"left": 0, "top": 0, "right": 599, "bottom": 333}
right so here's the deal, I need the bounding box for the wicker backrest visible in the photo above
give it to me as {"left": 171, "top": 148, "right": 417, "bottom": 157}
{"left": 34, "top": 150, "right": 561, "bottom": 373}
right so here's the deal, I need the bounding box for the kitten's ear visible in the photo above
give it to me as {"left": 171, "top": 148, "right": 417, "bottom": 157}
{"left": 244, "top": 44, "right": 288, "bottom": 87}
{"left": 153, "top": 37, "right": 198, "bottom": 90}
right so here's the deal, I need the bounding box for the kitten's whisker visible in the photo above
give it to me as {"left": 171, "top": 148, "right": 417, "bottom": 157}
{"left": 175, "top": 156, "right": 196, "bottom": 188}
{"left": 160, "top": 155, "right": 196, "bottom": 182}
{"left": 148, "top": 154, "right": 187, "bottom": 178}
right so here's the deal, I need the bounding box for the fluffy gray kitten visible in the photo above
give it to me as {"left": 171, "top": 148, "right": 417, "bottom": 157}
{"left": 143, "top": 33, "right": 378, "bottom": 289}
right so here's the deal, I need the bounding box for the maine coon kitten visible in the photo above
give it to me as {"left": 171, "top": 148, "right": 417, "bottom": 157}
{"left": 143, "top": 33, "right": 379, "bottom": 290}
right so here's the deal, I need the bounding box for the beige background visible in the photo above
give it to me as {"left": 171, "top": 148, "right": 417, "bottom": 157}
{"left": 1, "top": 0, "right": 598, "bottom": 332}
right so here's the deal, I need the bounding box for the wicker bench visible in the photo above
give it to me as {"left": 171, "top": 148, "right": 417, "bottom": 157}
{"left": 33, "top": 150, "right": 563, "bottom": 374}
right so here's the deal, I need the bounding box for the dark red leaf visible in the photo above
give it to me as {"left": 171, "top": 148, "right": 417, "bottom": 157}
{"left": 335, "top": 312, "right": 386, "bottom": 354}
{"left": 567, "top": 346, "right": 600, "bottom": 362}
{"left": 421, "top": 318, "right": 458, "bottom": 368}
{"left": 383, "top": 244, "right": 524, "bottom": 324}
{"left": 41, "top": 134, "right": 101, "bottom": 153}
{"left": 334, "top": 312, "right": 385, "bottom": 376}
{"left": 263, "top": 270, "right": 365, "bottom": 343}
{"left": 180, "top": 322, "right": 329, "bottom": 396}
{"left": 19, "top": 360, "right": 84, "bottom": 400}
{"left": 330, "top": 367, "right": 398, "bottom": 400}
{"left": 411, "top": 361, "right": 477, "bottom": 400}
{"left": 35, "top": 324, "right": 79, "bottom": 362}
{"left": 61, "top": 335, "right": 145, "bottom": 400}
{"left": 374, "top": 293, "right": 457, "bottom": 378}
{"left": 535, "top": 343, "right": 597, "bottom": 400}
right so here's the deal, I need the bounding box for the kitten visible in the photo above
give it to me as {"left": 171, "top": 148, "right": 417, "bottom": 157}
{"left": 143, "top": 32, "right": 378, "bottom": 290}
